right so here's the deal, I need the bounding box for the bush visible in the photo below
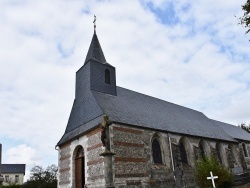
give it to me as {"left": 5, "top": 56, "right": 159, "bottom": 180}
{"left": 1, "top": 185, "right": 22, "bottom": 188}
{"left": 195, "top": 156, "right": 233, "bottom": 188}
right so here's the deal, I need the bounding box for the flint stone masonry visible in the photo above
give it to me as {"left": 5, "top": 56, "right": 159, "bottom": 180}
{"left": 111, "top": 124, "right": 149, "bottom": 185}
{"left": 112, "top": 126, "right": 143, "bottom": 144}
{"left": 59, "top": 171, "right": 70, "bottom": 185}
{"left": 115, "top": 162, "right": 147, "bottom": 175}
{"left": 59, "top": 158, "right": 70, "bottom": 170}
{"left": 86, "top": 129, "right": 105, "bottom": 184}
{"left": 58, "top": 144, "right": 71, "bottom": 186}
{"left": 87, "top": 146, "right": 104, "bottom": 161}
{"left": 115, "top": 147, "right": 144, "bottom": 158}
{"left": 87, "top": 163, "right": 104, "bottom": 177}
{"left": 87, "top": 130, "right": 102, "bottom": 146}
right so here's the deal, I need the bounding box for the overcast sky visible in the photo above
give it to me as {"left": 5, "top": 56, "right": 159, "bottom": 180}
{"left": 0, "top": 0, "right": 250, "bottom": 180}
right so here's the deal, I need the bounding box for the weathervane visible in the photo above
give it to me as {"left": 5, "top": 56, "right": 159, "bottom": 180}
{"left": 93, "top": 15, "right": 96, "bottom": 33}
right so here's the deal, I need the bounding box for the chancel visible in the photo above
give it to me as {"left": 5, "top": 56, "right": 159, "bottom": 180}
{"left": 56, "top": 19, "right": 250, "bottom": 188}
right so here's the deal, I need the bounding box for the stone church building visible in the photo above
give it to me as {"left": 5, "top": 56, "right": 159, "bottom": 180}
{"left": 56, "top": 30, "right": 250, "bottom": 188}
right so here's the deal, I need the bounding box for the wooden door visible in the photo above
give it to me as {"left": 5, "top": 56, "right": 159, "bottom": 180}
{"left": 75, "top": 147, "right": 84, "bottom": 188}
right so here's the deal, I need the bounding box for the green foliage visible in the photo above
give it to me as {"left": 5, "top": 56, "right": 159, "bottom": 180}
{"left": 239, "top": 0, "right": 250, "bottom": 34}
{"left": 22, "top": 164, "right": 57, "bottom": 188}
{"left": 1, "top": 185, "right": 22, "bottom": 188}
{"left": 239, "top": 122, "right": 250, "bottom": 133}
{"left": 195, "top": 157, "right": 233, "bottom": 188}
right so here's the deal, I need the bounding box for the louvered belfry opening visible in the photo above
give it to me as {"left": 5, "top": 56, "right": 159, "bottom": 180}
{"left": 75, "top": 146, "right": 85, "bottom": 188}
{"left": 105, "top": 69, "right": 110, "bottom": 84}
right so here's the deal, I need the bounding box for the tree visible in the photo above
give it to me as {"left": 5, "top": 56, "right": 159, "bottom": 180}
{"left": 239, "top": 0, "right": 250, "bottom": 34}
{"left": 22, "top": 165, "right": 57, "bottom": 188}
{"left": 239, "top": 122, "right": 250, "bottom": 133}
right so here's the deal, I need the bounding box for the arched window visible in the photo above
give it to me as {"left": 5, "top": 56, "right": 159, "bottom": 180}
{"left": 228, "top": 145, "right": 236, "bottom": 167}
{"left": 216, "top": 143, "right": 222, "bottom": 164}
{"left": 105, "top": 69, "right": 110, "bottom": 84}
{"left": 242, "top": 143, "right": 248, "bottom": 157}
{"left": 199, "top": 142, "right": 206, "bottom": 160}
{"left": 152, "top": 138, "right": 163, "bottom": 164}
{"left": 179, "top": 142, "right": 188, "bottom": 164}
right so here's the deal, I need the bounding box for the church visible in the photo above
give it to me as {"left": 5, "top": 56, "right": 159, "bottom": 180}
{"left": 56, "top": 27, "right": 250, "bottom": 188}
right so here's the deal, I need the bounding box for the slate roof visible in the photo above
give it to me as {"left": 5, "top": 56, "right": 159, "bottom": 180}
{"left": 212, "top": 120, "right": 250, "bottom": 142}
{"left": 84, "top": 33, "right": 108, "bottom": 65}
{"left": 92, "top": 87, "right": 237, "bottom": 142}
{"left": 2, "top": 164, "right": 26, "bottom": 174}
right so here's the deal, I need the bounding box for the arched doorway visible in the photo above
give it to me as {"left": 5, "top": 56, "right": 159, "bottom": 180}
{"left": 75, "top": 146, "right": 85, "bottom": 188}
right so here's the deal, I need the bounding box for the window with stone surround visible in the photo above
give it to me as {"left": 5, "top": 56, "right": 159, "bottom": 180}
{"left": 152, "top": 138, "right": 163, "bottom": 164}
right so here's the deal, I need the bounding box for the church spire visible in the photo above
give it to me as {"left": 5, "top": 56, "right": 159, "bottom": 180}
{"left": 84, "top": 16, "right": 107, "bottom": 65}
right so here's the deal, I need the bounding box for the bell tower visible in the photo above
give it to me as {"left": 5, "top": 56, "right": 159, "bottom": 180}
{"left": 82, "top": 23, "right": 117, "bottom": 96}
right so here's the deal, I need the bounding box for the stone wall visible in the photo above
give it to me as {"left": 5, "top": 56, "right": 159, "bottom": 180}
{"left": 58, "top": 124, "right": 249, "bottom": 188}
{"left": 111, "top": 126, "right": 148, "bottom": 179}
{"left": 85, "top": 128, "right": 105, "bottom": 188}
{"left": 110, "top": 124, "right": 175, "bottom": 188}
{"left": 58, "top": 143, "right": 71, "bottom": 187}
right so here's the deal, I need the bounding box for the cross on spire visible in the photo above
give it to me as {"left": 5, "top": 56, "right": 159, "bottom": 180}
{"left": 207, "top": 171, "right": 218, "bottom": 188}
{"left": 93, "top": 15, "right": 96, "bottom": 33}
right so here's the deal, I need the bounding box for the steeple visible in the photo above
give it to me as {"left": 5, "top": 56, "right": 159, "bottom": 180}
{"left": 84, "top": 33, "right": 107, "bottom": 65}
